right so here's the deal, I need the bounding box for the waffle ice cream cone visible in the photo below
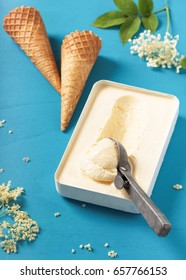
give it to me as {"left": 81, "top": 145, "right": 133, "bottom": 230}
{"left": 3, "top": 6, "right": 61, "bottom": 94}
{"left": 61, "top": 30, "right": 102, "bottom": 131}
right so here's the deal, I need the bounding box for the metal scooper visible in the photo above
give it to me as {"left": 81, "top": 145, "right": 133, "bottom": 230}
{"left": 109, "top": 138, "right": 172, "bottom": 237}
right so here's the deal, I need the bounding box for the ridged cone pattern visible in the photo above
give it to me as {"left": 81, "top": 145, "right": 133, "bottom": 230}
{"left": 61, "top": 30, "right": 102, "bottom": 131}
{"left": 3, "top": 6, "right": 61, "bottom": 94}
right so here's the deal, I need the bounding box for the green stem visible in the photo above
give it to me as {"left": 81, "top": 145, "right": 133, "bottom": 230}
{"left": 154, "top": 6, "right": 170, "bottom": 33}
{"left": 0, "top": 205, "right": 6, "bottom": 216}
{"left": 0, "top": 210, "right": 6, "bottom": 216}
{"left": 165, "top": 6, "right": 170, "bottom": 33}
{"left": 154, "top": 7, "right": 167, "bottom": 14}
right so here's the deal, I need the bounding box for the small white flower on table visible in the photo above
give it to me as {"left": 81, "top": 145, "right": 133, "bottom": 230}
{"left": 108, "top": 250, "right": 118, "bottom": 258}
{"left": 54, "top": 212, "right": 61, "bottom": 217}
{"left": 84, "top": 243, "right": 92, "bottom": 251}
{"left": 22, "top": 157, "right": 30, "bottom": 163}
{"left": 172, "top": 184, "right": 183, "bottom": 190}
{"left": 0, "top": 120, "right": 6, "bottom": 128}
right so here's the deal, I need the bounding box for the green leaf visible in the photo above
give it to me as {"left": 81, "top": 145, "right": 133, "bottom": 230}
{"left": 180, "top": 57, "right": 186, "bottom": 69}
{"left": 138, "top": 0, "right": 154, "bottom": 16}
{"left": 114, "top": 0, "right": 138, "bottom": 16}
{"left": 120, "top": 16, "right": 141, "bottom": 44}
{"left": 91, "top": 11, "right": 127, "bottom": 28}
{"left": 142, "top": 13, "right": 158, "bottom": 33}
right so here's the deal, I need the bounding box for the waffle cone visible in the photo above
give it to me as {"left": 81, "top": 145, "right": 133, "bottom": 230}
{"left": 61, "top": 30, "right": 102, "bottom": 131}
{"left": 3, "top": 6, "right": 61, "bottom": 94}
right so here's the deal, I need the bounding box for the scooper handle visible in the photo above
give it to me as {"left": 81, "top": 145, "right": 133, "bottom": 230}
{"left": 116, "top": 170, "right": 172, "bottom": 237}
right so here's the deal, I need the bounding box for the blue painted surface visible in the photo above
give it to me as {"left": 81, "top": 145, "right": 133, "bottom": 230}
{"left": 0, "top": 0, "right": 186, "bottom": 260}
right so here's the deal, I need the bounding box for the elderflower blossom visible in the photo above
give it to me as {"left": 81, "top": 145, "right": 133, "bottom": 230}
{"left": 84, "top": 243, "right": 93, "bottom": 251}
{"left": 22, "top": 157, "right": 30, "bottom": 163}
{"left": 129, "top": 30, "right": 183, "bottom": 73}
{"left": 0, "top": 120, "right": 6, "bottom": 128}
{"left": 108, "top": 250, "right": 118, "bottom": 258}
{"left": 172, "top": 184, "right": 183, "bottom": 190}
{"left": 0, "top": 181, "right": 23, "bottom": 205}
{"left": 0, "top": 181, "right": 39, "bottom": 254}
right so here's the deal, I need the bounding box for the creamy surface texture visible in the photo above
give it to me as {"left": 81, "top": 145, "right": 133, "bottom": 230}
{"left": 79, "top": 138, "right": 118, "bottom": 182}
{"left": 57, "top": 82, "right": 179, "bottom": 201}
{"left": 78, "top": 95, "right": 146, "bottom": 184}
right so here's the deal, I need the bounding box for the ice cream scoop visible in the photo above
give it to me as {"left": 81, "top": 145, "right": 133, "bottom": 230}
{"left": 109, "top": 137, "right": 172, "bottom": 237}
{"left": 79, "top": 138, "right": 118, "bottom": 182}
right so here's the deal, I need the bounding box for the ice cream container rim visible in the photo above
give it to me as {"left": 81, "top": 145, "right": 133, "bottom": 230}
{"left": 55, "top": 80, "right": 179, "bottom": 213}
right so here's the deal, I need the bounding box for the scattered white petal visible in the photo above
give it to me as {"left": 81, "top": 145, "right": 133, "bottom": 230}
{"left": 172, "top": 184, "right": 183, "bottom": 190}
{"left": 8, "top": 130, "right": 13, "bottom": 134}
{"left": 79, "top": 244, "right": 84, "bottom": 249}
{"left": 54, "top": 212, "right": 61, "bottom": 217}
{"left": 0, "top": 169, "right": 4, "bottom": 173}
{"left": 108, "top": 250, "right": 118, "bottom": 258}
{"left": 0, "top": 120, "right": 6, "bottom": 128}
{"left": 22, "top": 157, "right": 30, "bottom": 163}
{"left": 71, "top": 249, "right": 76, "bottom": 254}
{"left": 104, "top": 242, "right": 109, "bottom": 248}
{"left": 84, "top": 243, "right": 92, "bottom": 251}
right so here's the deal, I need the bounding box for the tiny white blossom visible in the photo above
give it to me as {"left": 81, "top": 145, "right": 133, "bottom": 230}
{"left": 108, "top": 250, "right": 118, "bottom": 258}
{"left": 172, "top": 184, "right": 183, "bottom": 190}
{"left": 84, "top": 243, "right": 92, "bottom": 251}
{"left": 54, "top": 212, "right": 61, "bottom": 217}
{"left": 0, "top": 120, "right": 6, "bottom": 128}
{"left": 22, "top": 157, "right": 30, "bottom": 163}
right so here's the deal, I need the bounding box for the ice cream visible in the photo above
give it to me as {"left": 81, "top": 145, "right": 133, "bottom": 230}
{"left": 55, "top": 81, "right": 179, "bottom": 213}
{"left": 78, "top": 95, "right": 145, "bottom": 184}
{"left": 79, "top": 138, "right": 118, "bottom": 182}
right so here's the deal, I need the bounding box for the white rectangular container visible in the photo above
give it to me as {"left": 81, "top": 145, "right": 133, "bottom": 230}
{"left": 55, "top": 80, "right": 179, "bottom": 213}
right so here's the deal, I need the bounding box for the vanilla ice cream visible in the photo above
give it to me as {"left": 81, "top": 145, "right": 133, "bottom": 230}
{"left": 55, "top": 81, "right": 179, "bottom": 213}
{"left": 78, "top": 95, "right": 145, "bottom": 184}
{"left": 79, "top": 138, "right": 118, "bottom": 182}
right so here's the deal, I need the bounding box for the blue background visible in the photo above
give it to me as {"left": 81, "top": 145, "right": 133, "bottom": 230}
{"left": 0, "top": 0, "right": 186, "bottom": 260}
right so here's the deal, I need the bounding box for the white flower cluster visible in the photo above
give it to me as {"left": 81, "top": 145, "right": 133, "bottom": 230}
{"left": 0, "top": 181, "right": 39, "bottom": 254}
{"left": 129, "top": 30, "right": 183, "bottom": 73}
{"left": 0, "top": 181, "right": 23, "bottom": 204}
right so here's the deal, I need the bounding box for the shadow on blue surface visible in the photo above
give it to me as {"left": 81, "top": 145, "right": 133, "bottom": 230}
{"left": 49, "top": 36, "right": 62, "bottom": 74}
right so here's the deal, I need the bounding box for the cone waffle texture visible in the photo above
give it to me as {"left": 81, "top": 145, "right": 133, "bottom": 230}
{"left": 3, "top": 6, "right": 61, "bottom": 94}
{"left": 61, "top": 30, "right": 102, "bottom": 131}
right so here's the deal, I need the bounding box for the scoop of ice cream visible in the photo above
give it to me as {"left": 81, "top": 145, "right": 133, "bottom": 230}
{"left": 79, "top": 138, "right": 119, "bottom": 182}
